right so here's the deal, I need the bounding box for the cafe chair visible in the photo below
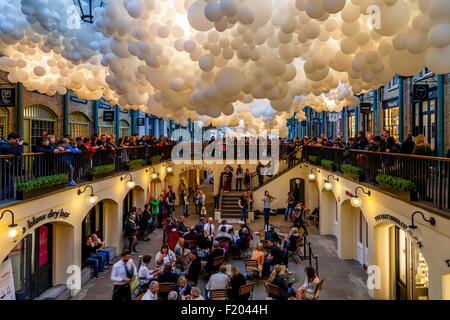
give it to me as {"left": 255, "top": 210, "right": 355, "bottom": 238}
{"left": 158, "top": 282, "right": 176, "bottom": 300}
{"left": 288, "top": 237, "right": 305, "bottom": 264}
{"left": 313, "top": 279, "right": 324, "bottom": 300}
{"left": 265, "top": 283, "right": 282, "bottom": 300}
{"left": 209, "top": 289, "right": 227, "bottom": 300}
{"left": 185, "top": 240, "right": 198, "bottom": 250}
{"left": 212, "top": 255, "right": 225, "bottom": 273}
{"left": 239, "top": 282, "right": 255, "bottom": 300}
{"left": 244, "top": 259, "right": 261, "bottom": 281}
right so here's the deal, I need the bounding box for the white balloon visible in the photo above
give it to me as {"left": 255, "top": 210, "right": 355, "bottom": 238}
{"left": 215, "top": 67, "right": 244, "bottom": 96}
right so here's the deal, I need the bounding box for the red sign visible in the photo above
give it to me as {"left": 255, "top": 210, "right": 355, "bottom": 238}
{"left": 39, "top": 226, "right": 49, "bottom": 267}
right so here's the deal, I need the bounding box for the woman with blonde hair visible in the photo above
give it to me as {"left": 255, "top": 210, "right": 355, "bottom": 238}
{"left": 227, "top": 265, "right": 248, "bottom": 300}
{"left": 174, "top": 275, "right": 191, "bottom": 299}
{"left": 413, "top": 134, "right": 433, "bottom": 156}
{"left": 267, "top": 265, "right": 292, "bottom": 300}
{"left": 188, "top": 287, "right": 204, "bottom": 300}
{"left": 250, "top": 243, "right": 265, "bottom": 276}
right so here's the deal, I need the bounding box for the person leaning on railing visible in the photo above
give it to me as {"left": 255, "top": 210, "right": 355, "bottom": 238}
{"left": 0, "top": 133, "right": 25, "bottom": 200}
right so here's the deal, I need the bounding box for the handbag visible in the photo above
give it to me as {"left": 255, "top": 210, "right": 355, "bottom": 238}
{"left": 130, "top": 274, "right": 141, "bottom": 295}
{"left": 201, "top": 206, "right": 207, "bottom": 216}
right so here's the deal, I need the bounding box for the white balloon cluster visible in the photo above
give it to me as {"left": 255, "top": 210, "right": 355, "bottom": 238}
{"left": 0, "top": 0, "right": 448, "bottom": 137}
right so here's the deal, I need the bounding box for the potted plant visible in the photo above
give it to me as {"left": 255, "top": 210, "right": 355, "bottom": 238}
{"left": 16, "top": 174, "right": 68, "bottom": 200}
{"left": 125, "top": 159, "right": 145, "bottom": 171}
{"left": 341, "top": 164, "right": 364, "bottom": 182}
{"left": 308, "top": 155, "right": 320, "bottom": 164}
{"left": 376, "top": 174, "right": 417, "bottom": 201}
{"left": 150, "top": 154, "right": 163, "bottom": 164}
{"left": 321, "top": 159, "right": 336, "bottom": 172}
{"left": 87, "top": 164, "right": 116, "bottom": 181}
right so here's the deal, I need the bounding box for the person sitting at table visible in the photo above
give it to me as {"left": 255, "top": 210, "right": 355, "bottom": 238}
{"left": 205, "top": 241, "right": 224, "bottom": 275}
{"left": 184, "top": 226, "right": 207, "bottom": 249}
{"left": 194, "top": 217, "right": 206, "bottom": 233}
{"left": 174, "top": 276, "right": 192, "bottom": 299}
{"left": 262, "top": 239, "right": 283, "bottom": 278}
{"left": 204, "top": 217, "right": 216, "bottom": 248}
{"left": 174, "top": 238, "right": 192, "bottom": 270}
{"left": 168, "top": 291, "right": 179, "bottom": 300}
{"left": 138, "top": 255, "right": 161, "bottom": 291}
{"left": 188, "top": 286, "right": 204, "bottom": 300}
{"left": 155, "top": 244, "right": 176, "bottom": 268}
{"left": 296, "top": 266, "right": 320, "bottom": 300}
{"left": 267, "top": 264, "right": 293, "bottom": 300}
{"left": 215, "top": 226, "right": 234, "bottom": 243}
{"left": 184, "top": 250, "right": 202, "bottom": 285}
{"left": 218, "top": 219, "right": 233, "bottom": 234}
{"left": 156, "top": 263, "right": 179, "bottom": 300}
{"left": 250, "top": 243, "right": 265, "bottom": 276}
{"left": 238, "top": 221, "right": 251, "bottom": 237}
{"left": 231, "top": 227, "right": 251, "bottom": 258}
{"left": 227, "top": 266, "right": 249, "bottom": 300}
{"left": 141, "top": 280, "right": 159, "bottom": 300}
{"left": 177, "top": 216, "right": 188, "bottom": 236}
{"left": 282, "top": 228, "right": 302, "bottom": 266}
{"left": 205, "top": 265, "right": 229, "bottom": 300}
{"left": 265, "top": 226, "right": 281, "bottom": 245}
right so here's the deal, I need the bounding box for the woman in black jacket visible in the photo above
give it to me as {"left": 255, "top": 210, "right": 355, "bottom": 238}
{"left": 227, "top": 266, "right": 248, "bottom": 300}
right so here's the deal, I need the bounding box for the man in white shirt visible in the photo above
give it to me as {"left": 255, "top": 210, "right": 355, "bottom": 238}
{"left": 205, "top": 265, "right": 229, "bottom": 300}
{"left": 218, "top": 219, "right": 233, "bottom": 234}
{"left": 141, "top": 280, "right": 159, "bottom": 300}
{"left": 138, "top": 255, "right": 161, "bottom": 289}
{"left": 111, "top": 249, "right": 137, "bottom": 300}
{"left": 204, "top": 217, "right": 216, "bottom": 248}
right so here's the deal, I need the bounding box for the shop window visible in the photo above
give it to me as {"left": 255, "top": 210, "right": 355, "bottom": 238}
{"left": 383, "top": 107, "right": 399, "bottom": 140}
{"left": 348, "top": 113, "right": 355, "bottom": 138}
{"left": 24, "top": 105, "right": 57, "bottom": 151}
{"left": 0, "top": 107, "right": 8, "bottom": 138}
{"left": 119, "top": 119, "right": 130, "bottom": 138}
{"left": 69, "top": 112, "right": 90, "bottom": 138}
{"left": 98, "top": 125, "right": 113, "bottom": 135}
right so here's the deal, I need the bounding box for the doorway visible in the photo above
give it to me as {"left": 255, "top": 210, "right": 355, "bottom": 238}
{"left": 357, "top": 210, "right": 369, "bottom": 268}
{"left": 290, "top": 178, "right": 305, "bottom": 204}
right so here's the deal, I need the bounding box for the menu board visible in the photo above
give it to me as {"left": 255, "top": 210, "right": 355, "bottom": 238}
{"left": 0, "top": 259, "right": 15, "bottom": 300}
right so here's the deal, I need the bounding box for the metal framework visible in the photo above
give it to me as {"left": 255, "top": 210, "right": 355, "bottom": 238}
{"left": 73, "top": 0, "right": 104, "bottom": 23}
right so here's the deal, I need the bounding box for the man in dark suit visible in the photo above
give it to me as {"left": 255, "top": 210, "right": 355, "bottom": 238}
{"left": 185, "top": 250, "right": 202, "bottom": 285}
{"left": 262, "top": 239, "right": 283, "bottom": 278}
{"left": 205, "top": 241, "right": 224, "bottom": 275}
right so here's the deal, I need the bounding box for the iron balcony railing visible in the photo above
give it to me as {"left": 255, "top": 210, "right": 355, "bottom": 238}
{"left": 303, "top": 145, "right": 450, "bottom": 211}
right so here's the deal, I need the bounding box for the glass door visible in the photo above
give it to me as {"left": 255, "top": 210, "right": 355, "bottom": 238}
{"left": 412, "top": 246, "right": 429, "bottom": 300}
{"left": 34, "top": 224, "right": 53, "bottom": 297}
{"left": 395, "top": 227, "right": 408, "bottom": 300}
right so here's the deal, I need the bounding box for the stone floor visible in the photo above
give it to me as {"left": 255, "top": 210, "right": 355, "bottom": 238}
{"left": 73, "top": 201, "right": 371, "bottom": 300}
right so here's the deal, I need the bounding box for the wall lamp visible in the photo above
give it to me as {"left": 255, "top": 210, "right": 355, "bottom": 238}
{"left": 121, "top": 173, "right": 136, "bottom": 189}
{"left": 77, "top": 185, "right": 99, "bottom": 205}
{"left": 350, "top": 186, "right": 371, "bottom": 208}
{"left": 0, "top": 210, "right": 25, "bottom": 240}
{"left": 308, "top": 168, "right": 320, "bottom": 181}
{"left": 408, "top": 211, "right": 436, "bottom": 230}
{"left": 324, "top": 175, "right": 339, "bottom": 191}
{"left": 146, "top": 167, "right": 160, "bottom": 181}
{"left": 164, "top": 163, "right": 174, "bottom": 174}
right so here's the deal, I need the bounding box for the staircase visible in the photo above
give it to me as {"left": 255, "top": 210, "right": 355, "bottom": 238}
{"left": 220, "top": 191, "right": 244, "bottom": 219}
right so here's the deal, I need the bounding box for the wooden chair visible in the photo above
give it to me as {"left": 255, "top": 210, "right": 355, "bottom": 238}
{"left": 158, "top": 282, "right": 175, "bottom": 300}
{"left": 135, "top": 291, "right": 146, "bottom": 300}
{"left": 266, "top": 283, "right": 281, "bottom": 300}
{"left": 209, "top": 288, "right": 227, "bottom": 300}
{"left": 239, "top": 282, "right": 255, "bottom": 300}
{"left": 244, "top": 259, "right": 260, "bottom": 280}
{"left": 185, "top": 240, "right": 198, "bottom": 250}
{"left": 211, "top": 255, "right": 225, "bottom": 273}
{"left": 288, "top": 237, "right": 305, "bottom": 263}
{"left": 313, "top": 279, "right": 324, "bottom": 300}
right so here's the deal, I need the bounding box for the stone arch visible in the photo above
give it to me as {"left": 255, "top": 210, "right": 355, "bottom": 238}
{"left": 339, "top": 199, "right": 358, "bottom": 260}
{"left": 305, "top": 177, "right": 319, "bottom": 212}
{"left": 319, "top": 188, "right": 338, "bottom": 236}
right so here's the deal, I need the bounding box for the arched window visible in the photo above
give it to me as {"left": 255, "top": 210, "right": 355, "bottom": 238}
{"left": 119, "top": 119, "right": 130, "bottom": 138}
{"left": 24, "top": 105, "right": 57, "bottom": 151}
{"left": 69, "top": 112, "right": 90, "bottom": 138}
{"left": 0, "top": 107, "right": 8, "bottom": 139}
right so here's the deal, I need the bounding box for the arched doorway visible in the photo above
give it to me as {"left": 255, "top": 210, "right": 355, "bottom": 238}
{"left": 339, "top": 200, "right": 358, "bottom": 260}
{"left": 305, "top": 178, "right": 319, "bottom": 213}
{"left": 119, "top": 120, "right": 130, "bottom": 138}
{"left": 356, "top": 209, "right": 369, "bottom": 268}
{"left": 290, "top": 178, "right": 305, "bottom": 204}
{"left": 319, "top": 189, "right": 337, "bottom": 236}
{"left": 24, "top": 105, "right": 57, "bottom": 153}
{"left": 374, "top": 222, "right": 430, "bottom": 300}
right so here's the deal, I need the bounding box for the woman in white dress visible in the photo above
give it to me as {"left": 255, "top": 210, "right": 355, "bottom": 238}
{"left": 297, "top": 266, "right": 320, "bottom": 300}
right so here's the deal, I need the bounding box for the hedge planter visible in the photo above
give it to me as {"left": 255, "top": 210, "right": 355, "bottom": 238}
{"left": 308, "top": 155, "right": 320, "bottom": 164}
{"left": 126, "top": 159, "right": 144, "bottom": 171}
{"left": 17, "top": 184, "right": 66, "bottom": 200}
{"left": 379, "top": 184, "right": 418, "bottom": 201}
{"left": 88, "top": 171, "right": 115, "bottom": 181}
{"left": 343, "top": 171, "right": 364, "bottom": 182}
{"left": 321, "top": 160, "right": 336, "bottom": 172}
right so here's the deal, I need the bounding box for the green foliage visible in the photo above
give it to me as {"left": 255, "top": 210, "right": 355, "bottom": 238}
{"left": 126, "top": 159, "right": 145, "bottom": 170}
{"left": 308, "top": 155, "right": 320, "bottom": 164}
{"left": 341, "top": 164, "right": 363, "bottom": 176}
{"left": 376, "top": 174, "right": 417, "bottom": 192}
{"left": 16, "top": 174, "right": 68, "bottom": 192}
{"left": 321, "top": 159, "right": 336, "bottom": 171}
{"left": 150, "top": 155, "right": 163, "bottom": 164}
{"left": 87, "top": 164, "right": 116, "bottom": 176}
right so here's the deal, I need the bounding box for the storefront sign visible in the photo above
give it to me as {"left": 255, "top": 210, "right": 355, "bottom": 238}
{"left": 137, "top": 118, "right": 145, "bottom": 126}
{"left": 39, "top": 226, "right": 49, "bottom": 267}
{"left": 413, "top": 84, "right": 429, "bottom": 101}
{"left": 360, "top": 103, "right": 372, "bottom": 114}
{"left": 374, "top": 214, "right": 408, "bottom": 230}
{"left": 0, "top": 259, "right": 15, "bottom": 300}
{"left": 383, "top": 99, "right": 398, "bottom": 109}
{"left": 180, "top": 165, "right": 213, "bottom": 174}
{"left": 98, "top": 102, "right": 112, "bottom": 110}
{"left": 27, "top": 209, "right": 70, "bottom": 229}
{"left": 103, "top": 111, "right": 114, "bottom": 122}
{"left": 69, "top": 96, "right": 88, "bottom": 104}
{"left": 0, "top": 88, "right": 15, "bottom": 107}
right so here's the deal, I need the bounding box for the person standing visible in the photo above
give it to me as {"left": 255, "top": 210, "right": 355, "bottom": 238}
{"left": 198, "top": 190, "right": 206, "bottom": 216}
{"left": 111, "top": 249, "right": 137, "bottom": 301}
{"left": 181, "top": 190, "right": 190, "bottom": 217}
{"left": 125, "top": 214, "right": 139, "bottom": 253}
{"left": 256, "top": 161, "right": 265, "bottom": 186}
{"left": 284, "top": 192, "right": 295, "bottom": 221}
{"left": 238, "top": 192, "right": 252, "bottom": 224}
{"left": 194, "top": 188, "right": 201, "bottom": 216}
{"left": 262, "top": 191, "right": 276, "bottom": 231}
{"left": 235, "top": 164, "right": 243, "bottom": 191}
{"left": 244, "top": 168, "right": 251, "bottom": 191}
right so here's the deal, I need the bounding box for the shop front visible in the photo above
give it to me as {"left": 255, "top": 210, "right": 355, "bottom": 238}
{"left": 383, "top": 99, "right": 399, "bottom": 139}
{"left": 347, "top": 109, "right": 356, "bottom": 138}
{"left": 412, "top": 87, "right": 437, "bottom": 151}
